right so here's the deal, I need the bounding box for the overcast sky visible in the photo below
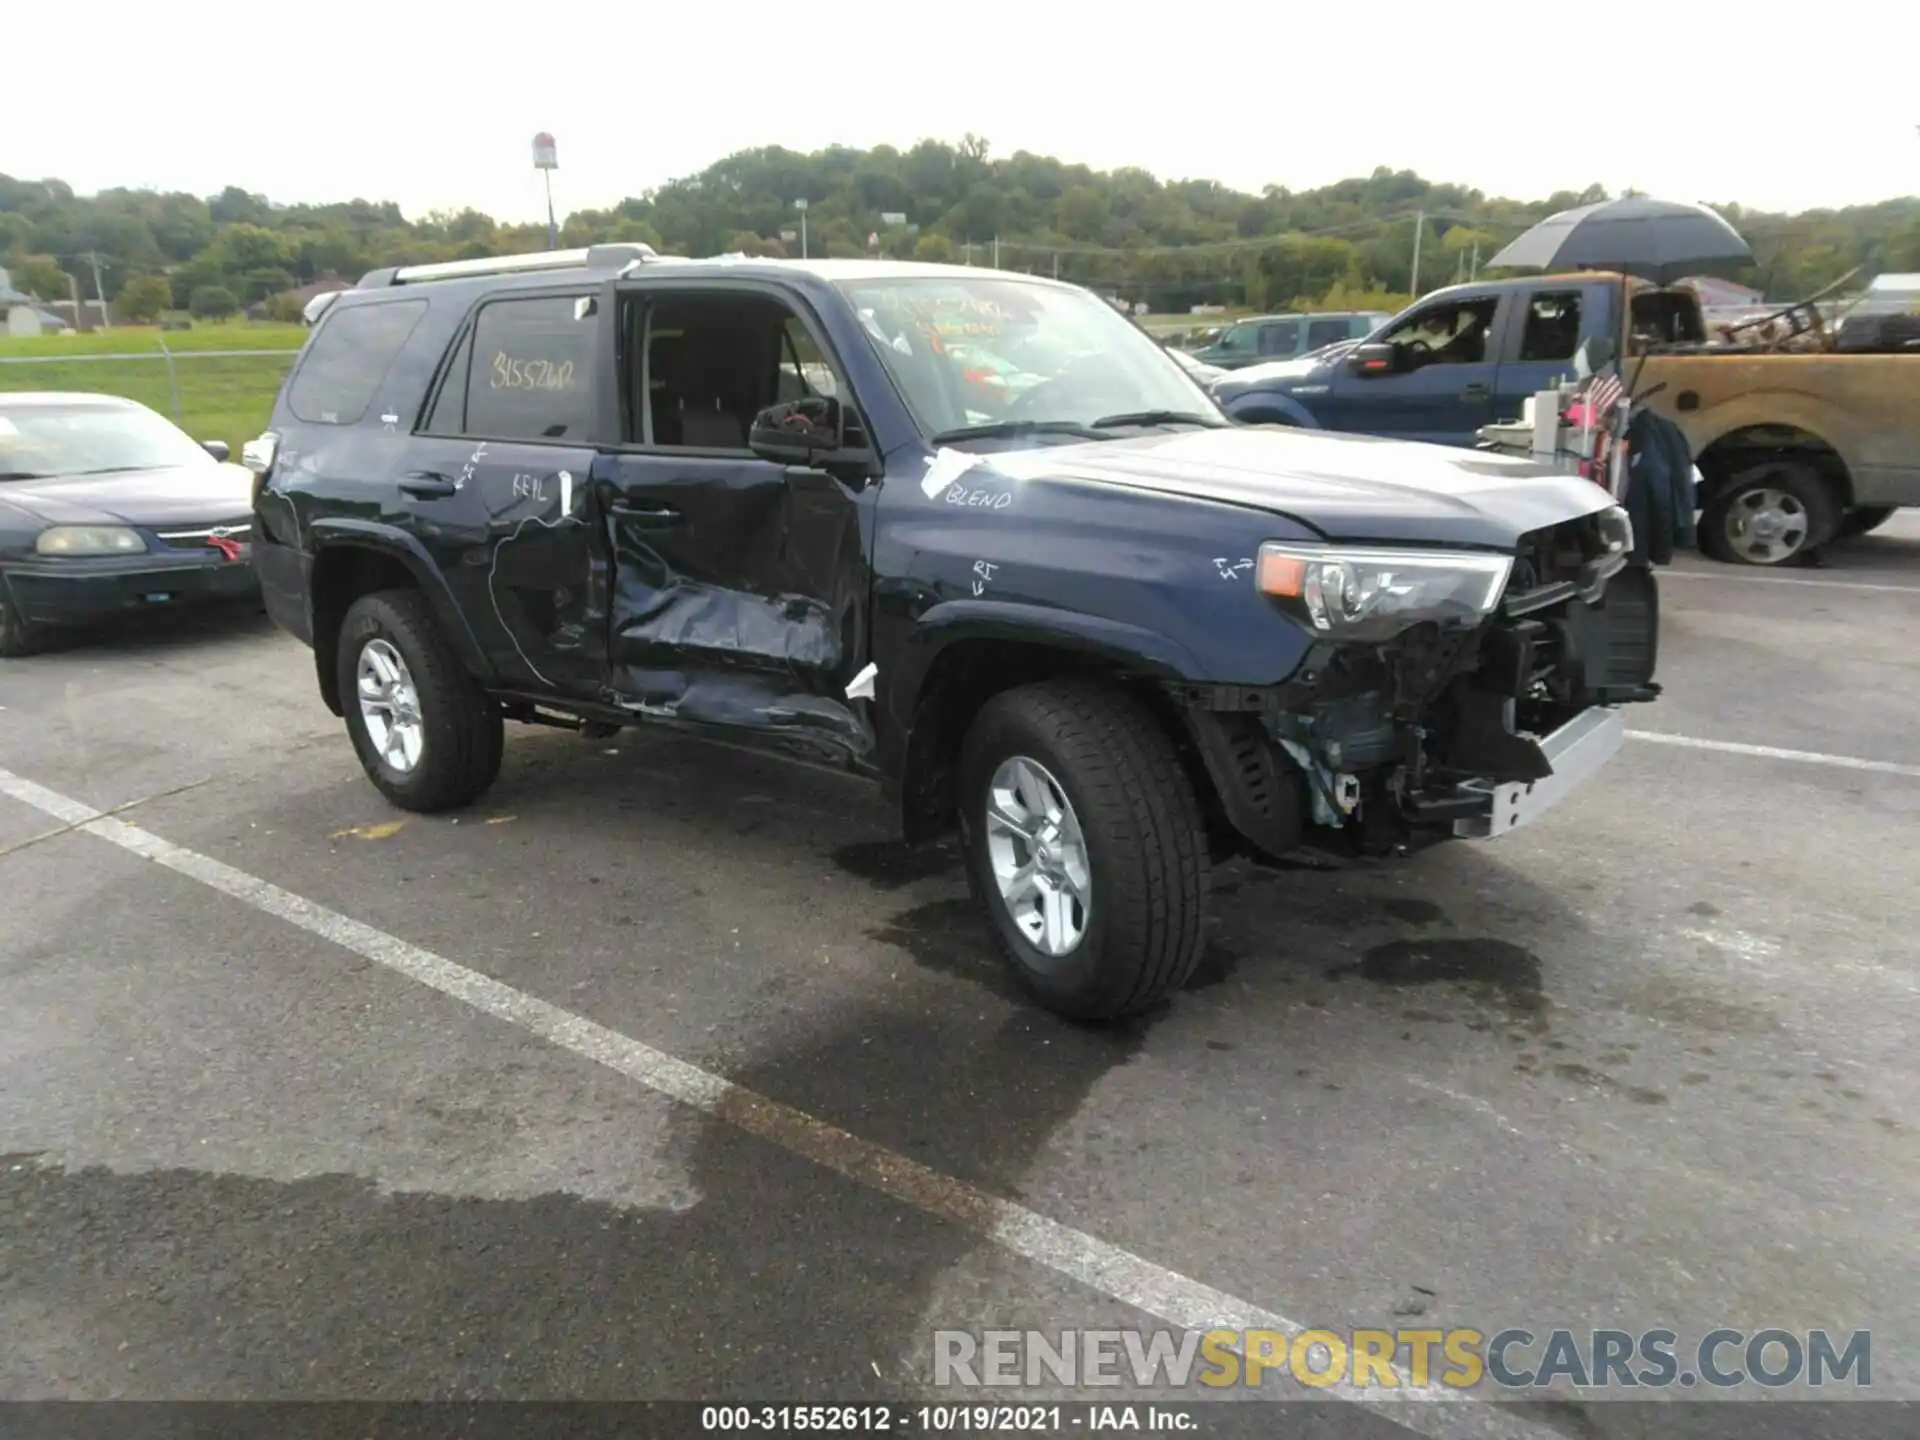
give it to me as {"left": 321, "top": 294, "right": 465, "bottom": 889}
{"left": 13, "top": 1, "right": 1917, "bottom": 223}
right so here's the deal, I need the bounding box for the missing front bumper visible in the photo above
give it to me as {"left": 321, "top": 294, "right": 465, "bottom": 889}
{"left": 1450, "top": 705, "right": 1626, "bottom": 840}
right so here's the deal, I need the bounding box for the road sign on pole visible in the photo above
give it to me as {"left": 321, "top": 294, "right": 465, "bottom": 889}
{"left": 533, "top": 134, "right": 559, "bottom": 250}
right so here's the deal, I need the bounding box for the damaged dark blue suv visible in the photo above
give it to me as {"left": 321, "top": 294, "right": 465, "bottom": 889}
{"left": 249, "top": 244, "right": 1660, "bottom": 1020}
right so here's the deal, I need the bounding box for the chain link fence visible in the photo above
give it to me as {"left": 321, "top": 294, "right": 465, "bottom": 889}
{"left": 0, "top": 340, "right": 302, "bottom": 455}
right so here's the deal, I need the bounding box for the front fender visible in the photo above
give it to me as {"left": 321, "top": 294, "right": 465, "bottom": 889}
{"left": 874, "top": 597, "right": 1211, "bottom": 814}
{"left": 1217, "top": 388, "right": 1322, "bottom": 428}
{"left": 882, "top": 597, "right": 1202, "bottom": 717}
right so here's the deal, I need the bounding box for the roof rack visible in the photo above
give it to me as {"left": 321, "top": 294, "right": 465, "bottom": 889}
{"left": 356, "top": 243, "right": 659, "bottom": 289}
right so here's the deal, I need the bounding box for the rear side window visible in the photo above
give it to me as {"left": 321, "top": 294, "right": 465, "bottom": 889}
{"left": 1520, "top": 291, "right": 1583, "bottom": 361}
{"left": 458, "top": 294, "right": 597, "bottom": 442}
{"left": 286, "top": 300, "right": 427, "bottom": 426}
{"left": 1258, "top": 321, "right": 1301, "bottom": 357}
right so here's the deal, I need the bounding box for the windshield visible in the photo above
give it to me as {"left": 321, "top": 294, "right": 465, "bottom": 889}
{"left": 0, "top": 401, "right": 213, "bottom": 481}
{"left": 833, "top": 276, "right": 1222, "bottom": 441}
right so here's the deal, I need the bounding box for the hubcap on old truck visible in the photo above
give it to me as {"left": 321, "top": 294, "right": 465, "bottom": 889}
{"left": 357, "top": 639, "right": 425, "bottom": 774}
{"left": 984, "top": 755, "right": 1091, "bottom": 958}
{"left": 1726, "top": 487, "right": 1809, "bottom": 564}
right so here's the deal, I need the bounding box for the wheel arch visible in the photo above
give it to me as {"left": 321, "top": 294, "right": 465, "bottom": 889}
{"left": 308, "top": 520, "right": 494, "bottom": 716}
{"left": 1219, "top": 390, "right": 1321, "bottom": 429}
{"left": 1691, "top": 421, "right": 1854, "bottom": 512}
{"left": 882, "top": 603, "right": 1217, "bottom": 845}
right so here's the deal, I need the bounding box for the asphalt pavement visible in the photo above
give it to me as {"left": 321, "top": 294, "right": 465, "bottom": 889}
{"left": 3, "top": 518, "right": 1918, "bottom": 1439}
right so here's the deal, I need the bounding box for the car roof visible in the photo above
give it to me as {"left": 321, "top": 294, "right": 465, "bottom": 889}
{"left": 0, "top": 391, "right": 141, "bottom": 410}
{"left": 342, "top": 249, "right": 1092, "bottom": 308}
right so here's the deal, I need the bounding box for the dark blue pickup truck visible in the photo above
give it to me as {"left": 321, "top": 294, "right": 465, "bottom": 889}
{"left": 1211, "top": 279, "right": 1611, "bottom": 447}
{"left": 1212, "top": 273, "right": 1920, "bottom": 565}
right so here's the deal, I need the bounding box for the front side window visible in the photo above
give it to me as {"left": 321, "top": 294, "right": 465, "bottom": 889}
{"left": 287, "top": 299, "right": 427, "bottom": 426}
{"left": 1381, "top": 298, "right": 1500, "bottom": 368}
{"left": 834, "top": 276, "right": 1218, "bottom": 439}
{"left": 458, "top": 294, "right": 596, "bottom": 442}
{"left": 630, "top": 293, "right": 852, "bottom": 450}
{"left": 0, "top": 400, "right": 213, "bottom": 481}
{"left": 1210, "top": 324, "right": 1258, "bottom": 357}
{"left": 777, "top": 316, "right": 839, "bottom": 403}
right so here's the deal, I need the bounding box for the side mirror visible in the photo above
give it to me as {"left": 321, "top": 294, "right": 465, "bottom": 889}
{"left": 1346, "top": 342, "right": 1398, "bottom": 378}
{"left": 748, "top": 396, "right": 842, "bottom": 465}
{"left": 1573, "top": 335, "right": 1616, "bottom": 379}
{"left": 201, "top": 439, "right": 231, "bottom": 462}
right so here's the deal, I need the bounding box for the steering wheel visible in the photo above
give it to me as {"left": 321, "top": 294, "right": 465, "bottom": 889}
{"left": 1403, "top": 338, "right": 1432, "bottom": 361}
{"left": 1003, "top": 352, "right": 1115, "bottom": 420}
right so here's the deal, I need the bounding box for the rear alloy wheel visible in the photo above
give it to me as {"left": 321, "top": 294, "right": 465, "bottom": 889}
{"left": 958, "top": 679, "right": 1210, "bottom": 1020}
{"left": 1699, "top": 461, "right": 1837, "bottom": 566}
{"left": 337, "top": 589, "right": 504, "bottom": 812}
{"left": 0, "top": 593, "right": 44, "bottom": 658}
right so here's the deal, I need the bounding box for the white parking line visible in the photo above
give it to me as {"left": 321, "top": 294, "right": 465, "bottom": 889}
{"left": 0, "top": 764, "right": 1543, "bottom": 1439}
{"left": 1661, "top": 569, "right": 1920, "bottom": 596}
{"left": 1627, "top": 730, "right": 1920, "bottom": 779}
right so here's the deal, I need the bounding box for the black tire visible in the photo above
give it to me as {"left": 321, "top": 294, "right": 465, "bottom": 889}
{"left": 957, "top": 679, "right": 1210, "bottom": 1020}
{"left": 336, "top": 589, "right": 504, "bottom": 812}
{"left": 0, "top": 592, "right": 43, "bottom": 658}
{"left": 1837, "top": 506, "right": 1896, "bottom": 539}
{"left": 1698, "top": 460, "right": 1838, "bottom": 566}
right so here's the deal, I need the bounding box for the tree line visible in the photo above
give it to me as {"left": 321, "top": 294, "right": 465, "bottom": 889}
{"left": 4, "top": 137, "right": 1917, "bottom": 322}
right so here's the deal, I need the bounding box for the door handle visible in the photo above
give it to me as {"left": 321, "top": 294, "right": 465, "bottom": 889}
{"left": 399, "top": 470, "right": 457, "bottom": 498}
{"left": 1463, "top": 382, "right": 1490, "bottom": 398}
{"left": 610, "top": 502, "right": 682, "bottom": 525}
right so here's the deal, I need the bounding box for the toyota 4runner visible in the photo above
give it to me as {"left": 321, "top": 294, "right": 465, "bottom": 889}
{"left": 248, "top": 244, "right": 1661, "bottom": 1020}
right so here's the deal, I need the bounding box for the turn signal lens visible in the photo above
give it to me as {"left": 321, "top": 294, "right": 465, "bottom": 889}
{"left": 1255, "top": 550, "right": 1308, "bottom": 597}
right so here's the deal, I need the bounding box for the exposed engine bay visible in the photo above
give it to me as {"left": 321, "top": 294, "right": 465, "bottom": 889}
{"left": 1180, "top": 511, "right": 1660, "bottom": 863}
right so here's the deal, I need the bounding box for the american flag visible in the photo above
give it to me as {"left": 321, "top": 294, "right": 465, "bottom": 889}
{"left": 1584, "top": 371, "right": 1625, "bottom": 418}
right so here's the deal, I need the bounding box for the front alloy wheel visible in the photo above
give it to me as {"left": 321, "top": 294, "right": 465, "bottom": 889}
{"left": 984, "top": 755, "right": 1092, "bottom": 957}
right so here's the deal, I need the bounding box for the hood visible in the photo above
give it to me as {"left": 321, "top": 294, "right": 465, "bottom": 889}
{"left": 987, "top": 428, "right": 1615, "bottom": 548}
{"left": 1217, "top": 341, "right": 1359, "bottom": 390}
{"left": 0, "top": 462, "right": 254, "bottom": 528}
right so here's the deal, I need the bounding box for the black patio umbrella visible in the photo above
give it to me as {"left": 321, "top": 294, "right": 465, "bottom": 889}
{"left": 1488, "top": 196, "right": 1754, "bottom": 285}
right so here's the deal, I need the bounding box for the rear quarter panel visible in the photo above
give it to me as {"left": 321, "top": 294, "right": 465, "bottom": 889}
{"left": 1636, "top": 354, "right": 1920, "bottom": 505}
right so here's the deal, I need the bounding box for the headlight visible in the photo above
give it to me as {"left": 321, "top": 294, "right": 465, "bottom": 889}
{"left": 1595, "top": 505, "right": 1634, "bottom": 556}
{"left": 1256, "top": 542, "right": 1512, "bottom": 642}
{"left": 35, "top": 525, "right": 147, "bottom": 557}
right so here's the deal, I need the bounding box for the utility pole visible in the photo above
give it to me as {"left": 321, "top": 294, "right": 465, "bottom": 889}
{"left": 992, "top": 234, "right": 1000, "bottom": 268}
{"left": 1052, "top": 250, "right": 1059, "bottom": 279}
{"left": 1470, "top": 239, "right": 1480, "bottom": 281}
{"left": 84, "top": 252, "right": 111, "bottom": 329}
{"left": 793, "top": 199, "right": 809, "bottom": 260}
{"left": 1409, "top": 211, "right": 1425, "bottom": 298}
{"left": 963, "top": 239, "right": 974, "bottom": 266}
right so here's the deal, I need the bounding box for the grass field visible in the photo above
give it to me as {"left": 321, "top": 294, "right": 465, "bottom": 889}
{"left": 0, "top": 323, "right": 306, "bottom": 456}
